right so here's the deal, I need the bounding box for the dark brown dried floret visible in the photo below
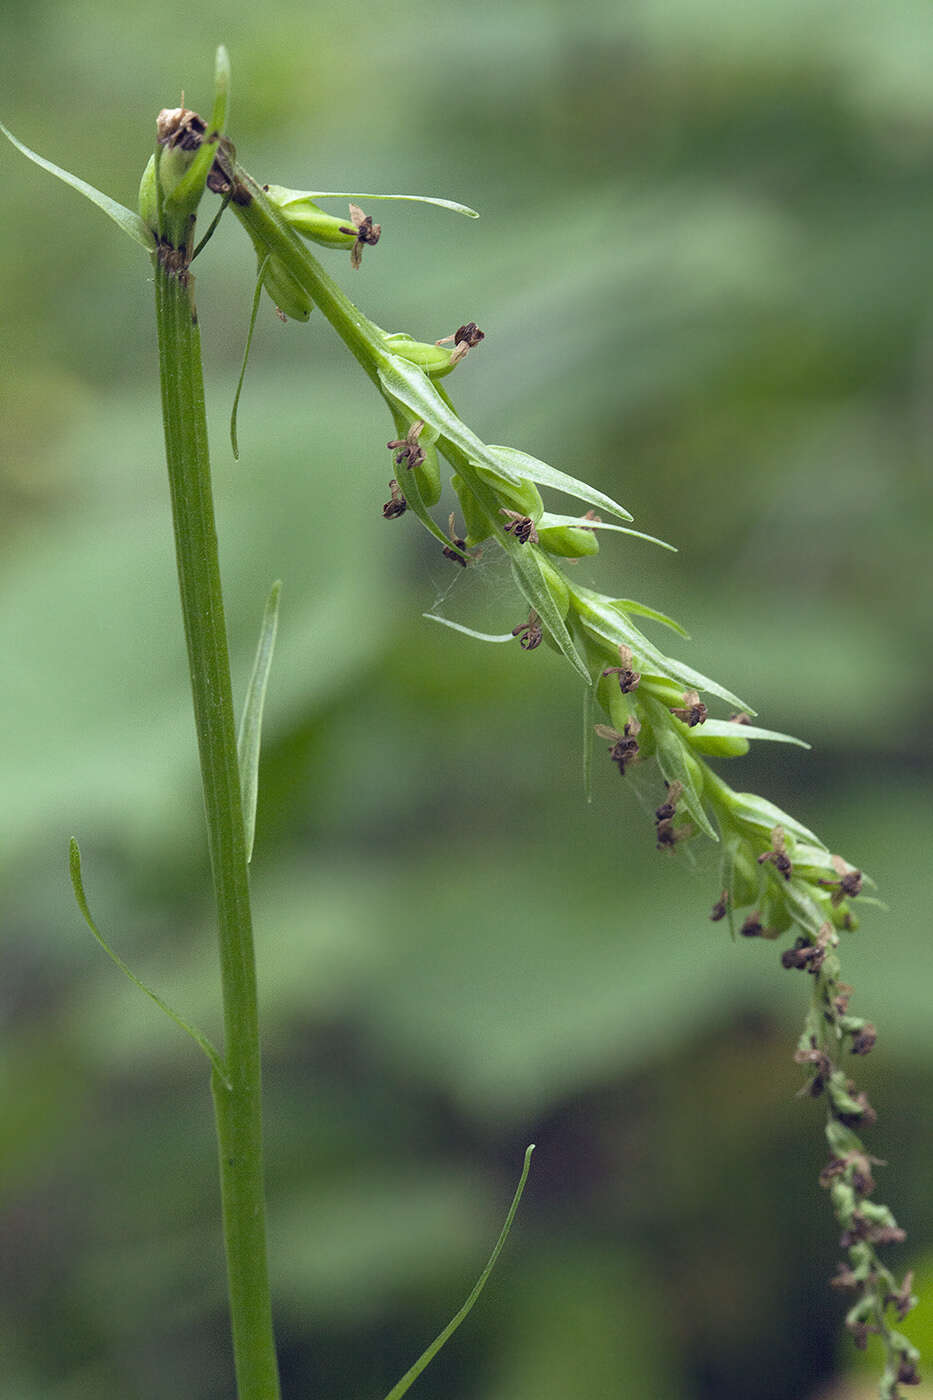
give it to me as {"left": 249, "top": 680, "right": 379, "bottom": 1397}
{"left": 511, "top": 611, "right": 543, "bottom": 650}
{"left": 382, "top": 479, "right": 407, "bottom": 518}
{"left": 500, "top": 510, "right": 539, "bottom": 545}
{"left": 387, "top": 420, "right": 426, "bottom": 471}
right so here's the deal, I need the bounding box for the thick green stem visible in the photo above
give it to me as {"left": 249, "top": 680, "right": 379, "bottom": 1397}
{"left": 154, "top": 245, "right": 281, "bottom": 1400}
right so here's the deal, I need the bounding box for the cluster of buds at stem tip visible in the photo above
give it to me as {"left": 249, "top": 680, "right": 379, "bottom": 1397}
{"left": 138, "top": 106, "right": 212, "bottom": 239}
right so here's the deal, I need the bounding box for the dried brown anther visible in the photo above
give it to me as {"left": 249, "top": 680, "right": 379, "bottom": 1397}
{"left": 602, "top": 644, "right": 641, "bottom": 694}
{"left": 157, "top": 106, "right": 207, "bottom": 151}
{"left": 709, "top": 890, "right": 729, "bottom": 921}
{"left": 387, "top": 420, "right": 426, "bottom": 471}
{"left": 819, "top": 855, "right": 863, "bottom": 905}
{"left": 729, "top": 711, "right": 752, "bottom": 725}
{"left": 830, "top": 1263, "right": 861, "bottom": 1290}
{"left": 594, "top": 721, "right": 640, "bottom": 776}
{"left": 849, "top": 1023, "right": 877, "bottom": 1056}
{"left": 436, "top": 322, "right": 486, "bottom": 364}
{"left": 655, "top": 781, "right": 683, "bottom": 823}
{"left": 382, "top": 478, "right": 407, "bottom": 519}
{"left": 671, "top": 689, "right": 708, "bottom": 726}
{"left": 758, "top": 826, "right": 792, "bottom": 880}
{"left": 339, "top": 204, "right": 381, "bottom": 268}
{"left": 512, "top": 611, "right": 543, "bottom": 650}
{"left": 834, "top": 1085, "right": 877, "bottom": 1129}
{"left": 442, "top": 513, "right": 469, "bottom": 567}
{"left": 888, "top": 1272, "right": 917, "bottom": 1322}
{"left": 741, "top": 914, "right": 764, "bottom": 938}
{"left": 500, "top": 510, "right": 539, "bottom": 545}
{"left": 897, "top": 1358, "right": 921, "bottom": 1386}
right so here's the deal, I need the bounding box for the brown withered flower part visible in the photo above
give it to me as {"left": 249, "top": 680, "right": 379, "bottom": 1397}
{"left": 441, "top": 513, "right": 469, "bottom": 567}
{"left": 709, "top": 889, "right": 729, "bottom": 921}
{"left": 382, "top": 479, "right": 407, "bottom": 519}
{"left": 820, "top": 855, "right": 864, "bottom": 905}
{"left": 602, "top": 644, "right": 641, "bottom": 694}
{"left": 655, "top": 780, "right": 683, "bottom": 823}
{"left": 594, "top": 721, "right": 640, "bottom": 776}
{"left": 888, "top": 1272, "right": 917, "bottom": 1322}
{"left": 729, "top": 711, "right": 752, "bottom": 725}
{"left": 157, "top": 106, "right": 207, "bottom": 150}
{"left": 758, "top": 826, "right": 793, "bottom": 880}
{"left": 500, "top": 510, "right": 539, "bottom": 545}
{"left": 338, "top": 203, "right": 381, "bottom": 269}
{"left": 741, "top": 914, "right": 764, "bottom": 938}
{"left": 671, "top": 689, "right": 708, "bottom": 726}
{"left": 849, "top": 1023, "right": 877, "bottom": 1056}
{"left": 387, "top": 420, "right": 426, "bottom": 470}
{"left": 512, "top": 611, "right": 543, "bottom": 650}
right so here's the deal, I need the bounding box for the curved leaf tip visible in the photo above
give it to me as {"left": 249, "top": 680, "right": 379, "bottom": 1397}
{"left": 1, "top": 121, "right": 156, "bottom": 251}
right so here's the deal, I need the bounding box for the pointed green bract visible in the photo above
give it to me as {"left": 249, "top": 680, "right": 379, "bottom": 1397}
{"left": 611, "top": 599, "right": 690, "bottom": 638}
{"left": 237, "top": 581, "right": 281, "bottom": 864}
{"left": 382, "top": 1146, "right": 534, "bottom": 1400}
{"left": 536, "top": 512, "right": 676, "bottom": 551}
{"left": 69, "top": 839, "right": 230, "bottom": 1086}
{"left": 1, "top": 122, "right": 156, "bottom": 250}
{"left": 422, "top": 615, "right": 515, "bottom": 642}
{"left": 306, "top": 190, "right": 479, "bottom": 218}
{"left": 692, "top": 718, "right": 810, "bottom": 748}
{"left": 486, "top": 445, "right": 633, "bottom": 522}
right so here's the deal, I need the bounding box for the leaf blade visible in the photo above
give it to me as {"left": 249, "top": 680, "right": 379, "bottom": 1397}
{"left": 1, "top": 122, "right": 156, "bottom": 250}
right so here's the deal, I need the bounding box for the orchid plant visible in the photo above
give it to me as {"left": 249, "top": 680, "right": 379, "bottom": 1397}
{"left": 2, "top": 46, "right": 919, "bottom": 1400}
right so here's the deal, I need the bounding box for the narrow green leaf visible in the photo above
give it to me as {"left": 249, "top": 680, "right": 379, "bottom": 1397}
{"left": 237, "top": 581, "right": 281, "bottom": 863}
{"left": 1, "top": 122, "right": 156, "bottom": 251}
{"left": 423, "top": 614, "right": 515, "bottom": 642}
{"left": 69, "top": 839, "right": 230, "bottom": 1085}
{"left": 611, "top": 599, "right": 690, "bottom": 639}
{"left": 230, "top": 254, "right": 270, "bottom": 460}
{"left": 486, "top": 445, "right": 633, "bottom": 522}
{"left": 537, "top": 513, "right": 676, "bottom": 551}
{"left": 382, "top": 1145, "right": 535, "bottom": 1400}
{"left": 697, "top": 718, "right": 810, "bottom": 748}
{"left": 307, "top": 191, "right": 479, "bottom": 218}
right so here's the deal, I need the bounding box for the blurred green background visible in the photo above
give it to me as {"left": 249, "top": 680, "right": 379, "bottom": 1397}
{"left": 1, "top": 2, "right": 931, "bottom": 1397}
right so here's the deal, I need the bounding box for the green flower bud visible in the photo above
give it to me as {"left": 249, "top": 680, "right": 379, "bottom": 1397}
{"left": 155, "top": 106, "right": 207, "bottom": 201}
{"left": 382, "top": 332, "right": 459, "bottom": 379}
{"left": 263, "top": 186, "right": 359, "bottom": 249}
{"left": 138, "top": 153, "right": 159, "bottom": 232}
{"left": 473, "top": 465, "right": 544, "bottom": 519}
{"left": 257, "top": 252, "right": 313, "bottom": 321}
{"left": 639, "top": 675, "right": 690, "bottom": 709}
{"left": 451, "top": 474, "right": 494, "bottom": 546}
{"left": 537, "top": 523, "right": 600, "bottom": 558}
{"left": 685, "top": 728, "right": 750, "bottom": 758}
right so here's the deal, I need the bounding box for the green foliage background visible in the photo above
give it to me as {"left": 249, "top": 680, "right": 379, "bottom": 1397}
{"left": 1, "top": 3, "right": 930, "bottom": 1397}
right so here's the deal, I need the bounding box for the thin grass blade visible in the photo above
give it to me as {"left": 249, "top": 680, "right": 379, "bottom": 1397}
{"left": 69, "top": 839, "right": 230, "bottom": 1085}
{"left": 382, "top": 1145, "right": 535, "bottom": 1400}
